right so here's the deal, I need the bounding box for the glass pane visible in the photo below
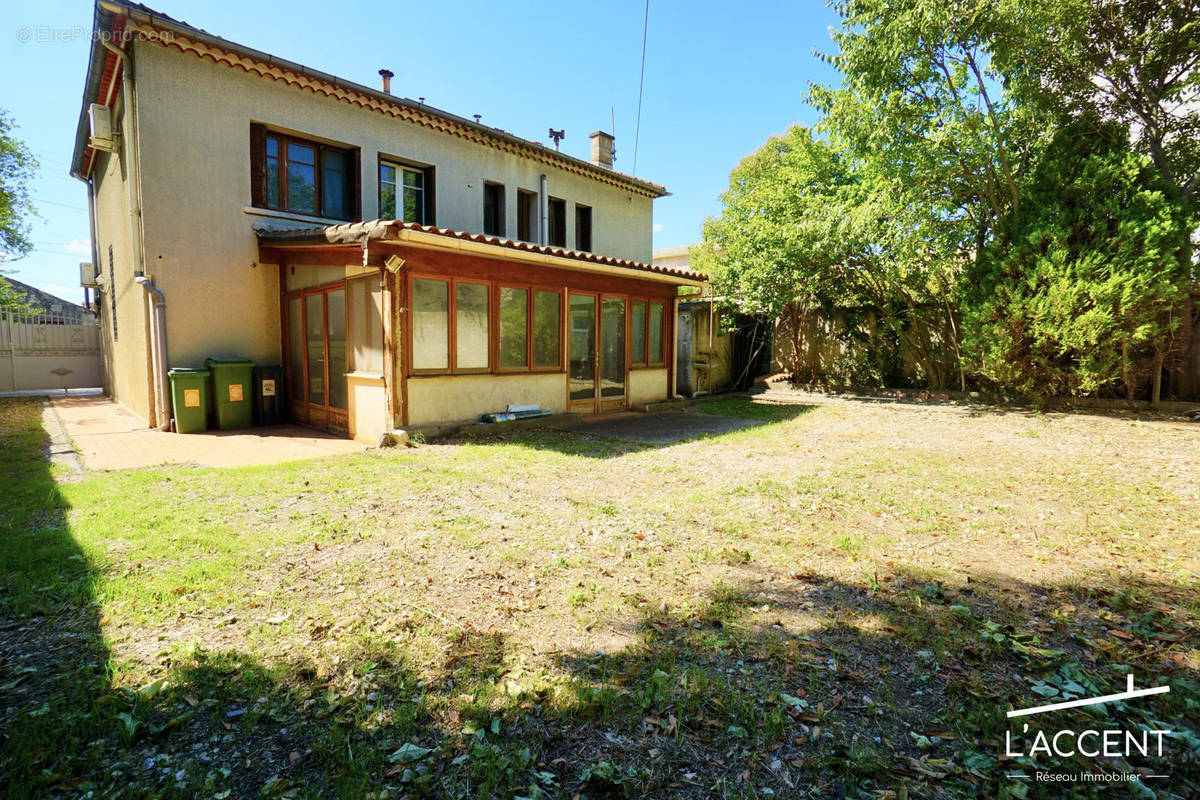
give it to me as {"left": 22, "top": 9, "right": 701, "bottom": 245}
{"left": 600, "top": 297, "right": 626, "bottom": 398}
{"left": 288, "top": 162, "right": 316, "bottom": 213}
{"left": 649, "top": 302, "right": 664, "bottom": 363}
{"left": 266, "top": 137, "right": 278, "bottom": 157}
{"left": 533, "top": 290, "right": 560, "bottom": 368}
{"left": 498, "top": 287, "right": 528, "bottom": 368}
{"left": 403, "top": 186, "right": 423, "bottom": 224}
{"left": 456, "top": 283, "right": 489, "bottom": 370}
{"left": 327, "top": 289, "right": 347, "bottom": 410}
{"left": 266, "top": 155, "right": 280, "bottom": 208}
{"left": 411, "top": 278, "right": 449, "bottom": 370}
{"left": 305, "top": 293, "right": 325, "bottom": 405}
{"left": 379, "top": 164, "right": 396, "bottom": 219}
{"left": 288, "top": 296, "right": 303, "bottom": 401}
{"left": 569, "top": 294, "right": 596, "bottom": 402}
{"left": 349, "top": 277, "right": 384, "bottom": 375}
{"left": 322, "top": 149, "right": 349, "bottom": 220}
{"left": 483, "top": 184, "right": 503, "bottom": 236}
{"left": 287, "top": 142, "right": 314, "bottom": 164}
{"left": 631, "top": 300, "right": 647, "bottom": 364}
{"left": 403, "top": 168, "right": 424, "bottom": 189}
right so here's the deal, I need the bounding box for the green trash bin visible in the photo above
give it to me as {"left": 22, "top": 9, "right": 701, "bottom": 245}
{"left": 168, "top": 367, "right": 211, "bottom": 434}
{"left": 205, "top": 357, "right": 255, "bottom": 430}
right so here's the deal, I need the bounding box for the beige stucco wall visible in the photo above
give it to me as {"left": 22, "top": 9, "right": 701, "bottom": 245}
{"left": 628, "top": 367, "right": 670, "bottom": 406}
{"left": 689, "top": 307, "right": 733, "bottom": 393}
{"left": 347, "top": 374, "right": 387, "bottom": 443}
{"left": 407, "top": 372, "right": 565, "bottom": 427}
{"left": 93, "top": 144, "right": 153, "bottom": 423}
{"left": 130, "top": 36, "right": 655, "bottom": 384}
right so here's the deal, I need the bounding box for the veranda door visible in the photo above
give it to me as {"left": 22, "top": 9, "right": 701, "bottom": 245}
{"left": 285, "top": 283, "right": 348, "bottom": 433}
{"left": 568, "top": 293, "right": 626, "bottom": 413}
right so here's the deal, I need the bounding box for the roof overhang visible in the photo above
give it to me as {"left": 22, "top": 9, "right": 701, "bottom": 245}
{"left": 256, "top": 221, "right": 708, "bottom": 287}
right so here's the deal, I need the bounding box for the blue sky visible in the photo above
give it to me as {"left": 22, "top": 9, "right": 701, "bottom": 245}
{"left": 1, "top": 0, "right": 841, "bottom": 303}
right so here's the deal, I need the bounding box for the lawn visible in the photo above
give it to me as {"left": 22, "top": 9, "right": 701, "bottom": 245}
{"left": 1, "top": 394, "right": 1197, "bottom": 799}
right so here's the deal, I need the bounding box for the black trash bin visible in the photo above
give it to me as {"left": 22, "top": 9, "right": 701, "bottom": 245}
{"left": 254, "top": 365, "right": 284, "bottom": 426}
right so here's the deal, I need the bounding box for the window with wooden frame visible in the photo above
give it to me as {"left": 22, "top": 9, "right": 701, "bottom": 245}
{"left": 497, "top": 286, "right": 563, "bottom": 371}
{"left": 409, "top": 277, "right": 561, "bottom": 375}
{"left": 455, "top": 281, "right": 490, "bottom": 371}
{"left": 483, "top": 182, "right": 505, "bottom": 237}
{"left": 250, "top": 124, "right": 359, "bottom": 220}
{"left": 575, "top": 204, "right": 592, "bottom": 252}
{"left": 547, "top": 197, "right": 566, "bottom": 248}
{"left": 411, "top": 277, "right": 449, "bottom": 371}
{"left": 409, "top": 277, "right": 491, "bottom": 374}
{"left": 516, "top": 189, "right": 537, "bottom": 242}
{"left": 379, "top": 159, "right": 434, "bottom": 224}
{"left": 629, "top": 298, "right": 666, "bottom": 366}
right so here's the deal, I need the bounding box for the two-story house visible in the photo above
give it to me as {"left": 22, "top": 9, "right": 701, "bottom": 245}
{"left": 71, "top": 0, "right": 704, "bottom": 441}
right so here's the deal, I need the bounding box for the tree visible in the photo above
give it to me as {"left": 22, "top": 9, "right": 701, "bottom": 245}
{"left": 0, "top": 109, "right": 38, "bottom": 311}
{"left": 994, "top": 0, "right": 1200, "bottom": 399}
{"left": 696, "top": 127, "right": 964, "bottom": 389}
{"left": 694, "top": 128, "right": 861, "bottom": 383}
{"left": 811, "top": 0, "right": 1052, "bottom": 264}
{"left": 965, "top": 123, "right": 1192, "bottom": 401}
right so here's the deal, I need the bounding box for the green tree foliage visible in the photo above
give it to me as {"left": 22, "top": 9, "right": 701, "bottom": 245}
{"left": 0, "top": 109, "right": 38, "bottom": 311}
{"left": 966, "top": 124, "right": 1192, "bottom": 400}
{"left": 700, "top": 0, "right": 1199, "bottom": 401}
{"left": 998, "top": 0, "right": 1200, "bottom": 206}
{"left": 695, "top": 127, "right": 963, "bottom": 388}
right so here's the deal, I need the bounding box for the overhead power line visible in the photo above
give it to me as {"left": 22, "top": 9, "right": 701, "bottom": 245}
{"left": 632, "top": 0, "right": 650, "bottom": 176}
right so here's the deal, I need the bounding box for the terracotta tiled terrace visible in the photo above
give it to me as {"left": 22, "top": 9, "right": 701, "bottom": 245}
{"left": 51, "top": 396, "right": 367, "bottom": 471}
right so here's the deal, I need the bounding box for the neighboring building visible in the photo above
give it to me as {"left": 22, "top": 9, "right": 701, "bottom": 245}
{"left": 71, "top": 1, "right": 705, "bottom": 440}
{"left": 0, "top": 278, "right": 95, "bottom": 324}
{"left": 0, "top": 278, "right": 102, "bottom": 392}
{"left": 652, "top": 246, "right": 770, "bottom": 395}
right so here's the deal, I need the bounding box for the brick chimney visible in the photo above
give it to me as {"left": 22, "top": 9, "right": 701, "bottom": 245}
{"left": 589, "top": 131, "right": 614, "bottom": 169}
{"left": 378, "top": 69, "right": 394, "bottom": 94}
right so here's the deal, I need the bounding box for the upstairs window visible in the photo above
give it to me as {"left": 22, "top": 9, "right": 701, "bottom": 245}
{"left": 575, "top": 204, "right": 592, "bottom": 252}
{"left": 380, "top": 160, "right": 434, "bottom": 224}
{"left": 547, "top": 197, "right": 566, "bottom": 248}
{"left": 483, "top": 182, "right": 505, "bottom": 237}
{"left": 517, "top": 189, "right": 537, "bottom": 242}
{"left": 250, "top": 124, "right": 357, "bottom": 220}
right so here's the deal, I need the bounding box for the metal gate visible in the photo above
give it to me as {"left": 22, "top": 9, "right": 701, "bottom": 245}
{"left": 1, "top": 310, "right": 102, "bottom": 392}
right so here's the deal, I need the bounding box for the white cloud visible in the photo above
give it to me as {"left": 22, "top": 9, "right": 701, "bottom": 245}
{"left": 63, "top": 238, "right": 92, "bottom": 255}
{"left": 652, "top": 223, "right": 664, "bottom": 233}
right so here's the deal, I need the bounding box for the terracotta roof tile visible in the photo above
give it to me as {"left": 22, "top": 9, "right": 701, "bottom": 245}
{"left": 256, "top": 220, "right": 708, "bottom": 282}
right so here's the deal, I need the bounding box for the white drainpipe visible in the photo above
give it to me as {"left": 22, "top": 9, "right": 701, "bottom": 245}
{"left": 134, "top": 275, "right": 169, "bottom": 429}
{"left": 102, "top": 36, "right": 169, "bottom": 429}
{"left": 538, "top": 174, "right": 548, "bottom": 246}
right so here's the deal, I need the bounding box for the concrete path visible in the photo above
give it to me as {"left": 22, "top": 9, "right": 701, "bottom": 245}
{"left": 575, "top": 410, "right": 765, "bottom": 444}
{"left": 50, "top": 396, "right": 367, "bottom": 471}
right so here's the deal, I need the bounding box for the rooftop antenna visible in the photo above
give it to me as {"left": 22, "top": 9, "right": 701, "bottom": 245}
{"left": 473, "top": 114, "right": 481, "bottom": 123}
{"left": 609, "top": 107, "right": 618, "bottom": 164}
{"left": 548, "top": 128, "right": 565, "bottom": 151}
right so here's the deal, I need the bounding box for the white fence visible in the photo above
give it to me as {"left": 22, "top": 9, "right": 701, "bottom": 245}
{"left": 1, "top": 310, "right": 103, "bottom": 392}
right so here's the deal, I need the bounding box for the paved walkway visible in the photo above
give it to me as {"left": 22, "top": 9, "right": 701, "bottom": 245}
{"left": 51, "top": 396, "right": 367, "bottom": 471}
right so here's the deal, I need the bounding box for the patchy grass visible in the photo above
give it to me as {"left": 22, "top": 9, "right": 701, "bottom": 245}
{"left": 1, "top": 394, "right": 1198, "bottom": 799}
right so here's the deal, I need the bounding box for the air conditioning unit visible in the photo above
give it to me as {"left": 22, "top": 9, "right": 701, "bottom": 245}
{"left": 88, "top": 103, "right": 117, "bottom": 152}
{"left": 80, "top": 261, "right": 99, "bottom": 288}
